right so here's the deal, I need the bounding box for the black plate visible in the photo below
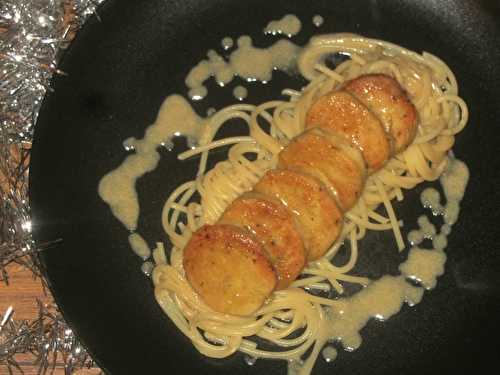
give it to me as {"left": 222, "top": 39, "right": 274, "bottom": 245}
{"left": 30, "top": 0, "right": 500, "bottom": 374}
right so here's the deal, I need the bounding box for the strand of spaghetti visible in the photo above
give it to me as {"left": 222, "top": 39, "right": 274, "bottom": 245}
{"left": 300, "top": 268, "right": 345, "bottom": 293}
{"left": 306, "top": 283, "right": 331, "bottom": 292}
{"left": 240, "top": 303, "right": 320, "bottom": 359}
{"left": 334, "top": 229, "right": 359, "bottom": 274}
{"left": 162, "top": 183, "right": 196, "bottom": 246}
{"left": 438, "top": 95, "right": 468, "bottom": 135}
{"left": 168, "top": 203, "right": 189, "bottom": 213}
{"left": 178, "top": 137, "right": 256, "bottom": 160}
{"left": 366, "top": 206, "right": 390, "bottom": 223}
{"left": 333, "top": 273, "right": 371, "bottom": 285}
{"left": 273, "top": 102, "right": 302, "bottom": 139}
{"left": 291, "top": 275, "right": 327, "bottom": 288}
{"left": 259, "top": 318, "right": 310, "bottom": 345}
{"left": 422, "top": 51, "right": 458, "bottom": 94}
{"left": 196, "top": 313, "right": 276, "bottom": 337}
{"left": 419, "top": 142, "right": 445, "bottom": 164}
{"left": 366, "top": 60, "right": 404, "bottom": 85}
{"left": 352, "top": 199, "right": 367, "bottom": 240}
{"left": 299, "top": 303, "right": 329, "bottom": 375}
{"left": 266, "top": 318, "right": 292, "bottom": 330}
{"left": 314, "top": 63, "right": 345, "bottom": 81}
{"left": 350, "top": 53, "right": 367, "bottom": 65}
{"left": 323, "top": 224, "right": 352, "bottom": 261}
{"left": 395, "top": 187, "right": 404, "bottom": 201}
{"left": 374, "top": 178, "right": 405, "bottom": 250}
{"left": 376, "top": 169, "right": 423, "bottom": 189}
{"left": 415, "top": 119, "right": 446, "bottom": 144}
{"left": 249, "top": 101, "right": 286, "bottom": 154}
{"left": 282, "top": 88, "right": 301, "bottom": 97}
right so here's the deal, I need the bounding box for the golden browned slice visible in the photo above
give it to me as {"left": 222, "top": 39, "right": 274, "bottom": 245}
{"left": 183, "top": 224, "right": 276, "bottom": 316}
{"left": 219, "top": 193, "right": 306, "bottom": 289}
{"left": 254, "top": 169, "right": 342, "bottom": 261}
{"left": 278, "top": 128, "right": 366, "bottom": 211}
{"left": 344, "top": 74, "right": 418, "bottom": 154}
{"left": 305, "top": 90, "right": 392, "bottom": 171}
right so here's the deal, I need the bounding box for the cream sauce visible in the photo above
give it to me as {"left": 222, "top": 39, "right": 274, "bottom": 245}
{"left": 185, "top": 37, "right": 300, "bottom": 100}
{"left": 264, "top": 14, "right": 302, "bottom": 37}
{"left": 407, "top": 215, "right": 437, "bottom": 246}
{"left": 326, "top": 276, "right": 424, "bottom": 350}
{"left": 399, "top": 247, "right": 446, "bottom": 289}
{"left": 128, "top": 233, "right": 151, "bottom": 259}
{"left": 98, "top": 95, "right": 203, "bottom": 230}
{"left": 420, "top": 187, "right": 443, "bottom": 215}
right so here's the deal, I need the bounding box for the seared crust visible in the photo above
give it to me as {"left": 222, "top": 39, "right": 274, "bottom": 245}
{"left": 306, "top": 90, "right": 392, "bottom": 171}
{"left": 344, "top": 74, "right": 418, "bottom": 154}
{"left": 254, "top": 169, "right": 343, "bottom": 260}
{"left": 183, "top": 224, "right": 277, "bottom": 316}
{"left": 278, "top": 128, "right": 366, "bottom": 211}
{"left": 219, "top": 193, "right": 306, "bottom": 289}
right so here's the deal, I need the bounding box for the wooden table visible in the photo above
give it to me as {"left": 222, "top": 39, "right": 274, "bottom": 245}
{"left": 0, "top": 264, "right": 100, "bottom": 375}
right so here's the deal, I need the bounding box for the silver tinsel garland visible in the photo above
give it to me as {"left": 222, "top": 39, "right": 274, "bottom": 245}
{"left": 1, "top": 0, "right": 105, "bottom": 373}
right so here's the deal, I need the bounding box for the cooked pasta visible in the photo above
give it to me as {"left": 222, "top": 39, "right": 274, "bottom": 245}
{"left": 148, "top": 33, "right": 468, "bottom": 374}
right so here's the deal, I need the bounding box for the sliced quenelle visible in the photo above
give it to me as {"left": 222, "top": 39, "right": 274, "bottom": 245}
{"left": 254, "top": 169, "right": 343, "bottom": 260}
{"left": 344, "top": 74, "right": 418, "bottom": 153}
{"left": 278, "top": 128, "right": 366, "bottom": 211}
{"left": 183, "top": 224, "right": 277, "bottom": 316}
{"left": 219, "top": 193, "right": 306, "bottom": 289}
{"left": 306, "top": 90, "right": 391, "bottom": 171}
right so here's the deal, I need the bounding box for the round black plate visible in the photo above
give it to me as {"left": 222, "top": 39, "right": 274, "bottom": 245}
{"left": 30, "top": 1, "right": 500, "bottom": 374}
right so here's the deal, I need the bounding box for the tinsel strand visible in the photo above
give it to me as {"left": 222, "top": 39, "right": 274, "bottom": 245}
{"left": 1, "top": 0, "right": 105, "bottom": 373}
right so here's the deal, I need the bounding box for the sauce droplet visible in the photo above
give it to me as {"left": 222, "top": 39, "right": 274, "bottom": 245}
{"left": 312, "top": 15, "right": 324, "bottom": 27}
{"left": 264, "top": 14, "right": 302, "bottom": 37}
{"left": 233, "top": 85, "right": 248, "bottom": 101}
{"left": 141, "top": 261, "right": 154, "bottom": 276}
{"left": 322, "top": 345, "right": 338, "bottom": 363}
{"left": 243, "top": 355, "right": 257, "bottom": 366}
{"left": 221, "top": 37, "right": 234, "bottom": 50}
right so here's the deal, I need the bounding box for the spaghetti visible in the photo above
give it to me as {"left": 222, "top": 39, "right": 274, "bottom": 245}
{"left": 151, "top": 34, "right": 468, "bottom": 373}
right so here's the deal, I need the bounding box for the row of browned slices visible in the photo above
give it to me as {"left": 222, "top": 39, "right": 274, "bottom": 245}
{"left": 183, "top": 74, "right": 418, "bottom": 316}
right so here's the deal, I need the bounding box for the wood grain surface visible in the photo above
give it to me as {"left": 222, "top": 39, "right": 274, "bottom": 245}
{"left": 0, "top": 264, "right": 101, "bottom": 375}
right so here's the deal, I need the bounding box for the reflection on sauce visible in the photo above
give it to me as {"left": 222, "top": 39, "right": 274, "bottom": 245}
{"left": 128, "top": 232, "right": 151, "bottom": 259}
{"left": 188, "top": 86, "right": 208, "bottom": 101}
{"left": 98, "top": 95, "right": 203, "bottom": 230}
{"left": 264, "top": 14, "right": 302, "bottom": 37}
{"left": 185, "top": 36, "right": 300, "bottom": 100}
